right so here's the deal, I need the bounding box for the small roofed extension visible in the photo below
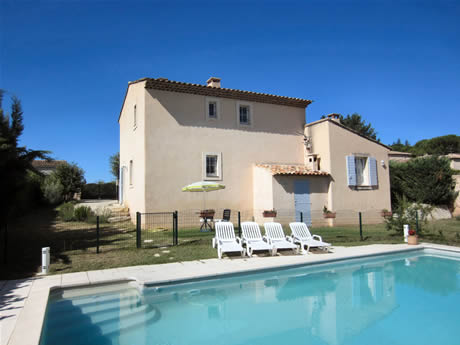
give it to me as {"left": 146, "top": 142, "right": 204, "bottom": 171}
{"left": 118, "top": 77, "right": 391, "bottom": 223}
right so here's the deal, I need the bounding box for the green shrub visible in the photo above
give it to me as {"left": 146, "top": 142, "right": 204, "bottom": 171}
{"left": 58, "top": 202, "right": 75, "bottom": 221}
{"left": 81, "top": 182, "right": 117, "bottom": 199}
{"left": 384, "top": 196, "right": 432, "bottom": 234}
{"left": 390, "top": 156, "right": 458, "bottom": 208}
{"left": 42, "top": 174, "right": 64, "bottom": 205}
{"left": 74, "top": 206, "right": 94, "bottom": 222}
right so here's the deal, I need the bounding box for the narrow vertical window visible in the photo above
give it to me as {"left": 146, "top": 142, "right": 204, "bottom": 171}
{"left": 133, "top": 105, "right": 137, "bottom": 128}
{"left": 206, "top": 155, "right": 218, "bottom": 177}
{"left": 129, "top": 160, "right": 133, "bottom": 185}
{"left": 239, "top": 105, "right": 251, "bottom": 125}
{"left": 208, "top": 102, "right": 217, "bottom": 119}
{"left": 202, "top": 152, "right": 222, "bottom": 180}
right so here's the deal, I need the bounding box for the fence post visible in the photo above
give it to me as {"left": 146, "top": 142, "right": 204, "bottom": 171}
{"left": 173, "top": 211, "right": 178, "bottom": 246}
{"left": 300, "top": 212, "right": 303, "bottom": 223}
{"left": 136, "top": 212, "right": 141, "bottom": 249}
{"left": 359, "top": 212, "right": 363, "bottom": 241}
{"left": 96, "top": 216, "right": 100, "bottom": 254}
{"left": 415, "top": 211, "right": 419, "bottom": 233}
{"left": 238, "top": 211, "right": 241, "bottom": 237}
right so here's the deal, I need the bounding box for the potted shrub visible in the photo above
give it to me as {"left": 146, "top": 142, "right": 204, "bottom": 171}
{"left": 381, "top": 209, "right": 393, "bottom": 217}
{"left": 323, "top": 206, "right": 336, "bottom": 219}
{"left": 263, "top": 209, "right": 277, "bottom": 217}
{"left": 408, "top": 229, "right": 418, "bottom": 245}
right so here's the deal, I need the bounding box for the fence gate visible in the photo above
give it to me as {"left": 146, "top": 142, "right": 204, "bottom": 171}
{"left": 137, "top": 212, "right": 177, "bottom": 248}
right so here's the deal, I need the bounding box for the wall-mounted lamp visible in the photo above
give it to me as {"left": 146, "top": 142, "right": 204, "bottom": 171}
{"left": 381, "top": 160, "right": 386, "bottom": 168}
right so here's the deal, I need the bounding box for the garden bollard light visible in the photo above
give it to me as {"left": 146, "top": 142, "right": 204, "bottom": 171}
{"left": 42, "top": 247, "right": 50, "bottom": 274}
{"left": 403, "top": 225, "right": 409, "bottom": 243}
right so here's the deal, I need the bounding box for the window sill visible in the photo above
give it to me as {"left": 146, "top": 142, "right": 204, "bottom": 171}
{"left": 204, "top": 176, "right": 222, "bottom": 181}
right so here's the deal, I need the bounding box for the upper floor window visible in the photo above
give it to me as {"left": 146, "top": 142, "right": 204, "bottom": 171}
{"left": 203, "top": 152, "right": 222, "bottom": 180}
{"left": 346, "top": 155, "right": 378, "bottom": 187}
{"left": 133, "top": 105, "right": 137, "bottom": 129}
{"left": 237, "top": 102, "right": 252, "bottom": 127}
{"left": 206, "top": 97, "right": 220, "bottom": 120}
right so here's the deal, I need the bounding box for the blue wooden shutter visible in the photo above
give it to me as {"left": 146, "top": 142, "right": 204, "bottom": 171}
{"left": 346, "top": 156, "right": 357, "bottom": 186}
{"left": 369, "top": 157, "right": 378, "bottom": 186}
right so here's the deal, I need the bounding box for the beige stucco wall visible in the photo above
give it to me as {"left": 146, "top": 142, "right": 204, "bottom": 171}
{"left": 119, "top": 81, "right": 147, "bottom": 216}
{"left": 327, "top": 121, "right": 391, "bottom": 212}
{"left": 305, "top": 120, "right": 391, "bottom": 215}
{"left": 143, "top": 89, "right": 306, "bottom": 212}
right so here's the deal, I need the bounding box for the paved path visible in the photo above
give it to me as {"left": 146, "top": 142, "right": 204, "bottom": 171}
{"left": 1, "top": 243, "right": 459, "bottom": 345}
{"left": 77, "top": 199, "right": 119, "bottom": 211}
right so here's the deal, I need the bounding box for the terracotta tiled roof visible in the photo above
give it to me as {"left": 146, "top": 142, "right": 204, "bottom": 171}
{"left": 32, "top": 160, "right": 66, "bottom": 169}
{"left": 137, "top": 78, "right": 312, "bottom": 108}
{"left": 256, "top": 164, "right": 329, "bottom": 176}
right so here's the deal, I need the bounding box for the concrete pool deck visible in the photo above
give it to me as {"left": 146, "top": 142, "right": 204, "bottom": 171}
{"left": 2, "top": 242, "right": 460, "bottom": 345}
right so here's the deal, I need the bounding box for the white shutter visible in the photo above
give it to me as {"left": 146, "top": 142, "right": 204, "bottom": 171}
{"left": 346, "top": 156, "right": 357, "bottom": 186}
{"left": 368, "top": 157, "right": 378, "bottom": 186}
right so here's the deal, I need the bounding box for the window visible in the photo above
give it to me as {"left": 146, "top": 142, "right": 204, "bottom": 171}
{"left": 239, "top": 105, "right": 250, "bottom": 125}
{"left": 202, "top": 152, "right": 222, "bottom": 180}
{"left": 133, "top": 105, "right": 137, "bottom": 128}
{"left": 346, "top": 155, "right": 378, "bottom": 187}
{"left": 129, "top": 160, "right": 133, "bottom": 186}
{"left": 206, "top": 98, "right": 220, "bottom": 120}
{"left": 236, "top": 102, "right": 253, "bottom": 127}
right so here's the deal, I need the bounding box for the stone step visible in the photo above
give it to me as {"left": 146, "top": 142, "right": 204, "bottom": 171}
{"left": 108, "top": 216, "right": 132, "bottom": 223}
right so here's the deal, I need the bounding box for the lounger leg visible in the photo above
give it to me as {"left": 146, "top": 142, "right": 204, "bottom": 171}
{"left": 247, "top": 246, "right": 252, "bottom": 257}
{"left": 218, "top": 247, "right": 222, "bottom": 259}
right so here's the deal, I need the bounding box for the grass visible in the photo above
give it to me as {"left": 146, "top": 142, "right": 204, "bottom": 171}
{"left": 1, "top": 206, "right": 459, "bottom": 279}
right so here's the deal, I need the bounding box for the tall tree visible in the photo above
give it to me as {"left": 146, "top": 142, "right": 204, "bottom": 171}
{"left": 53, "top": 162, "right": 86, "bottom": 201}
{"left": 0, "top": 90, "right": 49, "bottom": 220}
{"left": 339, "top": 113, "right": 379, "bottom": 141}
{"left": 321, "top": 113, "right": 379, "bottom": 140}
{"left": 109, "top": 152, "right": 120, "bottom": 181}
{"left": 390, "top": 138, "right": 412, "bottom": 152}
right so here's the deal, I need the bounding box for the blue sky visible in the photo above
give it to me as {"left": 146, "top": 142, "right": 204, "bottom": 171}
{"left": 1, "top": 0, "right": 459, "bottom": 182}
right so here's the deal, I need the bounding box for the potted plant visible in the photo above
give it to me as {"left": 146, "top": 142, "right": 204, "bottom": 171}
{"left": 263, "top": 209, "right": 277, "bottom": 217}
{"left": 408, "top": 229, "right": 418, "bottom": 245}
{"left": 323, "top": 206, "right": 336, "bottom": 219}
{"left": 381, "top": 209, "right": 393, "bottom": 217}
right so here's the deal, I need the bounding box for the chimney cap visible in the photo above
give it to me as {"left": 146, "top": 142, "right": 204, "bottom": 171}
{"left": 206, "top": 77, "right": 222, "bottom": 88}
{"left": 326, "top": 113, "right": 341, "bottom": 121}
{"left": 207, "top": 77, "right": 221, "bottom": 83}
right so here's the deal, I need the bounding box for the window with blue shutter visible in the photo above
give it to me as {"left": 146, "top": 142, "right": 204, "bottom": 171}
{"left": 346, "top": 156, "right": 357, "bottom": 186}
{"left": 368, "top": 157, "right": 378, "bottom": 186}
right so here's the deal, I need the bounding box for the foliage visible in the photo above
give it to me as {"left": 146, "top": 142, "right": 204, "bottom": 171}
{"left": 109, "top": 152, "right": 120, "bottom": 181}
{"left": 411, "top": 135, "right": 459, "bottom": 156}
{"left": 42, "top": 174, "right": 64, "bottom": 204}
{"left": 390, "top": 156, "right": 458, "bottom": 208}
{"left": 74, "top": 205, "right": 94, "bottom": 222}
{"left": 389, "top": 135, "right": 459, "bottom": 156}
{"left": 81, "top": 181, "right": 117, "bottom": 199}
{"left": 0, "top": 90, "right": 49, "bottom": 220}
{"left": 53, "top": 162, "right": 86, "bottom": 201}
{"left": 384, "top": 196, "right": 432, "bottom": 234}
{"left": 58, "top": 202, "right": 75, "bottom": 222}
{"left": 340, "top": 113, "right": 379, "bottom": 141}
{"left": 389, "top": 138, "right": 412, "bottom": 152}
{"left": 321, "top": 113, "right": 379, "bottom": 140}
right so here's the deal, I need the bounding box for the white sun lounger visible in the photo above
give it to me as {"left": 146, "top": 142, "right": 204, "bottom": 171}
{"left": 241, "top": 222, "right": 275, "bottom": 257}
{"left": 289, "top": 222, "right": 331, "bottom": 254}
{"left": 213, "top": 222, "right": 245, "bottom": 259}
{"left": 263, "top": 222, "right": 299, "bottom": 254}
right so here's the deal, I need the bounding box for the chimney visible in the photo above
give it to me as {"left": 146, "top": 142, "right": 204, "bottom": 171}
{"left": 206, "top": 77, "right": 221, "bottom": 88}
{"left": 326, "top": 113, "right": 340, "bottom": 122}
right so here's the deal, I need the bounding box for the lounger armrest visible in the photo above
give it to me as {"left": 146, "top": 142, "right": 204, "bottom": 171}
{"left": 312, "top": 234, "right": 323, "bottom": 242}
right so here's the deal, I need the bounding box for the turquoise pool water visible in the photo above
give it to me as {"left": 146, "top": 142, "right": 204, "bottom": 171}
{"left": 40, "top": 249, "right": 460, "bottom": 345}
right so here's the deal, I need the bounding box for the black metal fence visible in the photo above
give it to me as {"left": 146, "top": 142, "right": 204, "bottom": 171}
{"left": 136, "top": 212, "right": 177, "bottom": 248}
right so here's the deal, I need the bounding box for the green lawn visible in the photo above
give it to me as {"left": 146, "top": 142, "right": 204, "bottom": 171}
{"left": 1, "top": 206, "right": 459, "bottom": 279}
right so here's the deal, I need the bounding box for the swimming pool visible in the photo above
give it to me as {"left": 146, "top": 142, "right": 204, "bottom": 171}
{"left": 40, "top": 249, "right": 460, "bottom": 345}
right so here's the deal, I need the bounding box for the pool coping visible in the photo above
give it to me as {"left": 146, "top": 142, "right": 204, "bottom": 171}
{"left": 3, "top": 242, "right": 460, "bottom": 345}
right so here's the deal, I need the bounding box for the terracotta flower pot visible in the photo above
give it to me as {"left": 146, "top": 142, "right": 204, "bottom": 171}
{"left": 408, "top": 235, "right": 418, "bottom": 245}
